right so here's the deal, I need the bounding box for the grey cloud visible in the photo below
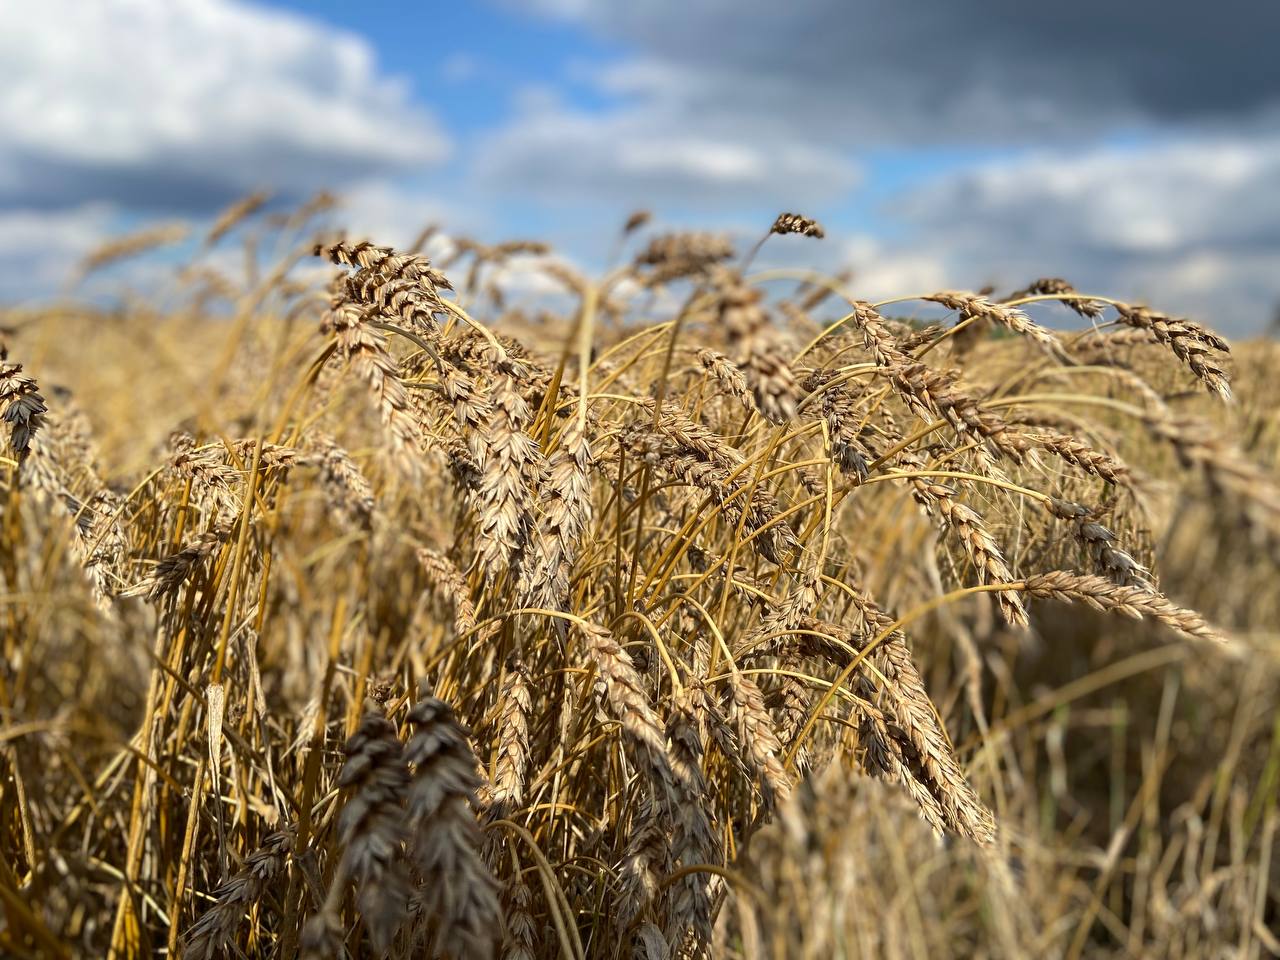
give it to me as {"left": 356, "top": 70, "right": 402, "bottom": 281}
{"left": 530, "top": 0, "right": 1280, "bottom": 136}
{"left": 494, "top": 1, "right": 1280, "bottom": 333}
{"left": 479, "top": 0, "right": 1280, "bottom": 228}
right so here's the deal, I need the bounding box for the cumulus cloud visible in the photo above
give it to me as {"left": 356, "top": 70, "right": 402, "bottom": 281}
{"left": 476, "top": 90, "right": 860, "bottom": 212}
{"left": 5, "top": 0, "right": 1278, "bottom": 333}
{"left": 493, "top": 0, "right": 1280, "bottom": 332}
{"left": 0, "top": 206, "right": 114, "bottom": 302}
{"left": 901, "top": 133, "right": 1280, "bottom": 255}
{"left": 832, "top": 237, "right": 950, "bottom": 303}
{"left": 862, "top": 131, "right": 1280, "bottom": 332}
{"left": 337, "top": 181, "right": 469, "bottom": 250}
{"left": 1, "top": 0, "right": 450, "bottom": 212}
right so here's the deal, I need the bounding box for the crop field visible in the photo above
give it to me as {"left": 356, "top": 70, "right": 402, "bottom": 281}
{"left": 1, "top": 199, "right": 1277, "bottom": 958}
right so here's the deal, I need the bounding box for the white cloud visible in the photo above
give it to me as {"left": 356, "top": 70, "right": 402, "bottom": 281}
{"left": 1, "top": 0, "right": 450, "bottom": 210}
{"left": 3, "top": 0, "right": 1277, "bottom": 338}
{"left": 336, "top": 181, "right": 468, "bottom": 251}
{"left": 475, "top": 91, "right": 861, "bottom": 213}
{"left": 0, "top": 206, "right": 113, "bottom": 302}
{"left": 903, "top": 137, "right": 1280, "bottom": 255}
{"left": 838, "top": 237, "right": 951, "bottom": 303}
{"left": 879, "top": 133, "right": 1280, "bottom": 332}
{"left": 480, "top": 0, "right": 1280, "bottom": 336}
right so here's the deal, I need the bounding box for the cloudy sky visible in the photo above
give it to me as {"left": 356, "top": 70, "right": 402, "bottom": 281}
{"left": 5, "top": 0, "right": 1279, "bottom": 332}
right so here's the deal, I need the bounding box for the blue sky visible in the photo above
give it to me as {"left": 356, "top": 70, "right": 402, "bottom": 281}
{"left": 268, "top": 2, "right": 623, "bottom": 132}
{"left": 4, "top": 0, "right": 1279, "bottom": 333}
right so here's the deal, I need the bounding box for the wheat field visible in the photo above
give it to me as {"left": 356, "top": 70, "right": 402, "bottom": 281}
{"left": 1, "top": 198, "right": 1277, "bottom": 958}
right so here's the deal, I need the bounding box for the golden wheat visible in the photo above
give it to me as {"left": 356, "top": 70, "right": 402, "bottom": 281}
{"left": 0, "top": 198, "right": 1275, "bottom": 959}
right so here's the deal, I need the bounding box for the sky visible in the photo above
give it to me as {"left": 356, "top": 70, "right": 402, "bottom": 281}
{"left": 4, "top": 0, "right": 1279, "bottom": 333}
